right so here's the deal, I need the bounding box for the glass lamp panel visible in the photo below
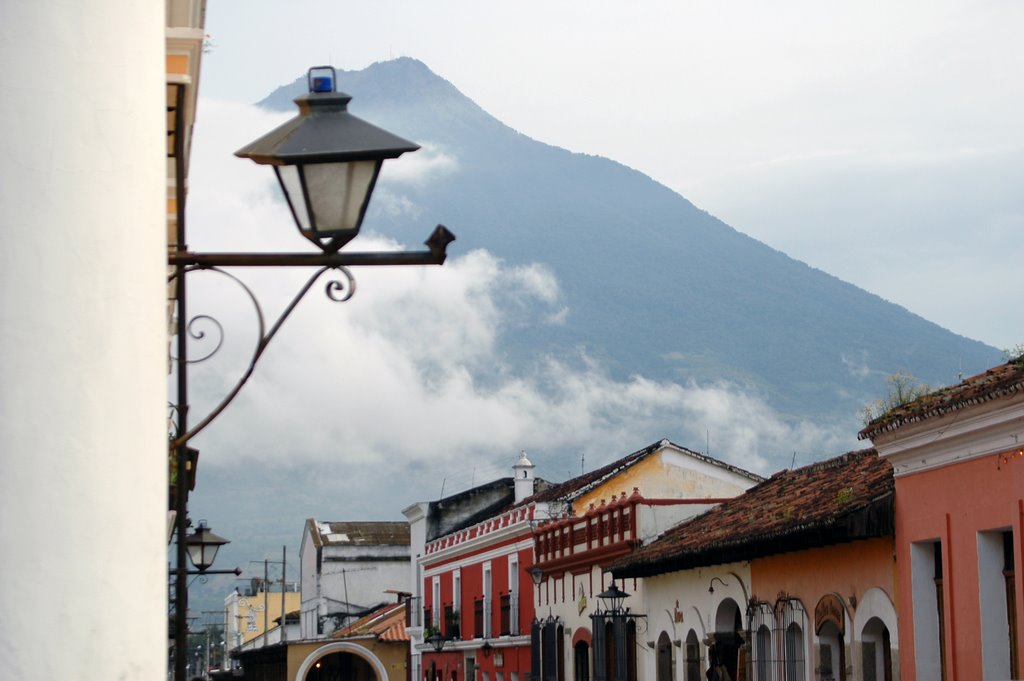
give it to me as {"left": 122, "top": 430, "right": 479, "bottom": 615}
{"left": 186, "top": 542, "right": 209, "bottom": 570}
{"left": 303, "top": 159, "right": 379, "bottom": 234}
{"left": 274, "top": 165, "right": 312, "bottom": 236}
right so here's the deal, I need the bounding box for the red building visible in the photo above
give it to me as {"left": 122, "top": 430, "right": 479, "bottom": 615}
{"left": 405, "top": 453, "right": 543, "bottom": 681}
{"left": 405, "top": 441, "right": 760, "bottom": 681}
{"left": 860, "top": 359, "right": 1024, "bottom": 681}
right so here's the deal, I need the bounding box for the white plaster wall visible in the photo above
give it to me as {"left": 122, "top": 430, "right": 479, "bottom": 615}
{"left": 320, "top": 553, "right": 410, "bottom": 613}
{"left": 0, "top": 2, "right": 166, "bottom": 680}
{"left": 300, "top": 528, "right": 321, "bottom": 638}
{"left": 640, "top": 565, "right": 752, "bottom": 681}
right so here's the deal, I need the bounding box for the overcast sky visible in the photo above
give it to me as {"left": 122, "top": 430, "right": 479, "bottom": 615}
{"left": 185, "top": 2, "right": 1024, "bottom": 515}
{"left": 200, "top": 0, "right": 1023, "bottom": 351}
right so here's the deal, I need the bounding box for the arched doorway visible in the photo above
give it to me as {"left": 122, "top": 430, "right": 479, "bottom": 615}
{"left": 574, "top": 640, "right": 591, "bottom": 681}
{"left": 296, "top": 642, "right": 390, "bottom": 681}
{"left": 815, "top": 594, "right": 847, "bottom": 681}
{"left": 304, "top": 651, "right": 375, "bottom": 681}
{"left": 816, "top": 620, "right": 845, "bottom": 681}
{"left": 860, "top": 617, "right": 893, "bottom": 681}
{"left": 713, "top": 598, "right": 743, "bottom": 681}
{"left": 573, "top": 628, "right": 592, "bottom": 681}
{"left": 656, "top": 631, "right": 673, "bottom": 681}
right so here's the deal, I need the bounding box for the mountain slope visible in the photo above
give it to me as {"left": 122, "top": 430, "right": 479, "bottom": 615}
{"left": 260, "top": 58, "right": 1000, "bottom": 420}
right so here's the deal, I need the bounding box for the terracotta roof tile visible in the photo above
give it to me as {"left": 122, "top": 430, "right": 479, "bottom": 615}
{"left": 858, "top": 360, "right": 1024, "bottom": 441}
{"left": 611, "top": 449, "right": 893, "bottom": 578}
{"left": 332, "top": 601, "right": 409, "bottom": 642}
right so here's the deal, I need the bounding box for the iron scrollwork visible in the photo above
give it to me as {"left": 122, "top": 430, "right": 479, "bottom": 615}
{"left": 168, "top": 263, "right": 359, "bottom": 450}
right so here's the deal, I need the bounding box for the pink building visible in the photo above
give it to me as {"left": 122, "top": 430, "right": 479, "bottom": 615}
{"left": 860, "top": 359, "right": 1024, "bottom": 681}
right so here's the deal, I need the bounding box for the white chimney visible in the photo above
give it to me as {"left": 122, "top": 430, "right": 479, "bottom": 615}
{"left": 513, "top": 450, "right": 536, "bottom": 503}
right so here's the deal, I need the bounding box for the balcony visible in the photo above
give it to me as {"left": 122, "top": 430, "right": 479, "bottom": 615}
{"left": 444, "top": 605, "right": 460, "bottom": 639}
{"left": 499, "top": 593, "right": 520, "bottom": 635}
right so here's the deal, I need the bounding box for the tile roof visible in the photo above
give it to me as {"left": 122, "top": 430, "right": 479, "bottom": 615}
{"left": 526, "top": 439, "right": 761, "bottom": 506}
{"left": 311, "top": 520, "right": 410, "bottom": 547}
{"left": 858, "top": 360, "right": 1024, "bottom": 441}
{"left": 610, "top": 449, "right": 893, "bottom": 579}
{"left": 332, "top": 600, "right": 408, "bottom": 642}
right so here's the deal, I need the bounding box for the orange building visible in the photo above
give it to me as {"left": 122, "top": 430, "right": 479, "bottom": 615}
{"left": 612, "top": 449, "right": 897, "bottom": 681}
{"left": 860, "top": 359, "right": 1024, "bottom": 681}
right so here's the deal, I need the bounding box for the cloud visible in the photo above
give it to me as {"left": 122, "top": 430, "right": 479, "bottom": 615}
{"left": 185, "top": 96, "right": 860, "bottom": 517}
{"left": 381, "top": 142, "right": 458, "bottom": 186}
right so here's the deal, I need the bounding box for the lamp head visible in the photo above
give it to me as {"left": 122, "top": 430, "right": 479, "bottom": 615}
{"left": 235, "top": 66, "right": 419, "bottom": 253}
{"left": 185, "top": 520, "right": 229, "bottom": 572}
{"left": 426, "top": 632, "right": 447, "bottom": 653}
{"left": 596, "top": 584, "right": 630, "bottom": 613}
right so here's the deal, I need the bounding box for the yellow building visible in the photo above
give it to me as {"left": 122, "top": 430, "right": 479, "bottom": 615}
{"left": 226, "top": 587, "right": 303, "bottom": 649}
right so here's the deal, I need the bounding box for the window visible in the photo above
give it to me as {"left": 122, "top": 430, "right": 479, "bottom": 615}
{"left": 433, "top": 577, "right": 442, "bottom": 627}
{"left": 484, "top": 563, "right": 493, "bottom": 638}
{"left": 454, "top": 570, "right": 462, "bottom": 618}
{"left": 1005, "top": 531, "right": 1019, "bottom": 680}
{"left": 778, "top": 597, "right": 807, "bottom": 681}
{"left": 785, "top": 623, "right": 804, "bottom": 681}
{"left": 656, "top": 631, "right": 673, "bottom": 681}
{"left": 534, "top": 618, "right": 565, "bottom": 681}
{"left": 755, "top": 626, "right": 771, "bottom": 681}
{"left": 500, "top": 593, "right": 512, "bottom": 636}
{"left": 978, "top": 530, "right": 1017, "bottom": 680}
{"left": 684, "top": 630, "right": 701, "bottom": 681}
{"left": 911, "top": 540, "right": 945, "bottom": 681}
{"left": 509, "top": 556, "right": 520, "bottom": 635}
{"left": 591, "top": 613, "right": 636, "bottom": 681}
{"left": 748, "top": 601, "right": 774, "bottom": 681}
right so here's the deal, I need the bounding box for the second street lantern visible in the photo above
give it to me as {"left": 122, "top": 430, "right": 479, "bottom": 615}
{"left": 235, "top": 66, "right": 420, "bottom": 253}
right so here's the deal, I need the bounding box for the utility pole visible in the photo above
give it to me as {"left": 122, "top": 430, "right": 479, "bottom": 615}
{"left": 280, "top": 545, "right": 287, "bottom": 643}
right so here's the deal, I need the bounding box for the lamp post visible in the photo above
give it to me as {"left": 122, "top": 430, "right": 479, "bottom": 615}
{"left": 426, "top": 632, "right": 448, "bottom": 653}
{"left": 591, "top": 584, "right": 645, "bottom": 681}
{"left": 169, "top": 66, "right": 456, "bottom": 681}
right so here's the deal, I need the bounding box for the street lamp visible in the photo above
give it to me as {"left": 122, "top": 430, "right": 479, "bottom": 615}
{"left": 235, "top": 66, "right": 419, "bottom": 253}
{"left": 185, "top": 520, "right": 229, "bottom": 572}
{"left": 426, "top": 632, "right": 448, "bottom": 653}
{"left": 596, "top": 584, "right": 630, "bottom": 614}
{"left": 168, "top": 65, "right": 457, "bottom": 681}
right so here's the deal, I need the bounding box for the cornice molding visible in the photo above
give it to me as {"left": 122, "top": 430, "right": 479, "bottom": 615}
{"left": 423, "top": 536, "right": 534, "bottom": 577}
{"left": 874, "top": 396, "right": 1024, "bottom": 476}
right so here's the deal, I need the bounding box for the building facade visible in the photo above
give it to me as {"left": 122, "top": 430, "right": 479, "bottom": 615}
{"left": 226, "top": 587, "right": 303, "bottom": 652}
{"left": 406, "top": 441, "right": 759, "bottom": 681}
{"left": 406, "top": 454, "right": 542, "bottom": 681}
{"left": 613, "top": 449, "right": 897, "bottom": 681}
{"left": 300, "top": 520, "right": 412, "bottom": 639}
{"left": 530, "top": 441, "right": 761, "bottom": 681}
{"left": 1, "top": 2, "right": 204, "bottom": 679}
{"left": 860, "top": 359, "right": 1024, "bottom": 681}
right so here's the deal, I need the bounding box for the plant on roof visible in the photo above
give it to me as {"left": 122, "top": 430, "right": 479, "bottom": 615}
{"left": 1002, "top": 343, "right": 1024, "bottom": 368}
{"left": 835, "top": 487, "right": 855, "bottom": 505}
{"left": 860, "top": 370, "right": 932, "bottom": 425}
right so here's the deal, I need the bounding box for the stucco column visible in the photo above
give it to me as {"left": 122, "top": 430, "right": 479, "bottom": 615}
{"left": 0, "top": 2, "right": 167, "bottom": 680}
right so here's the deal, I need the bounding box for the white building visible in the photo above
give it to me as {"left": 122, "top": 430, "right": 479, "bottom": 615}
{"left": 300, "top": 519, "right": 412, "bottom": 638}
{"left": 0, "top": 2, "right": 204, "bottom": 679}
